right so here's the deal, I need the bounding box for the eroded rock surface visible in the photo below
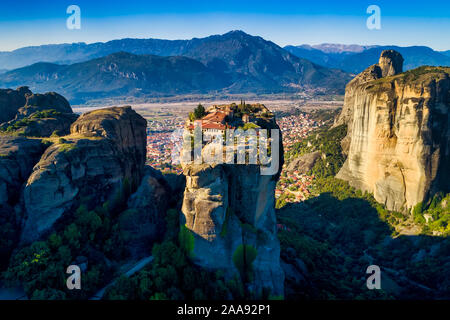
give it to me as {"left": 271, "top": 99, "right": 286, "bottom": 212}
{"left": 180, "top": 111, "right": 285, "bottom": 296}
{"left": 0, "top": 88, "right": 77, "bottom": 137}
{"left": 0, "top": 137, "right": 47, "bottom": 206}
{"left": 122, "top": 166, "right": 171, "bottom": 257}
{"left": 286, "top": 151, "right": 321, "bottom": 173}
{"left": 20, "top": 106, "right": 147, "bottom": 243}
{"left": 71, "top": 106, "right": 147, "bottom": 184}
{"left": 182, "top": 164, "right": 284, "bottom": 296}
{"left": 379, "top": 50, "right": 404, "bottom": 77}
{"left": 335, "top": 50, "right": 450, "bottom": 211}
{"left": 0, "top": 87, "right": 32, "bottom": 123}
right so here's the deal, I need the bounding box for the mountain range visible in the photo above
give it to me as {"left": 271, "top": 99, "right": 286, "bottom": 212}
{"left": 0, "top": 53, "right": 229, "bottom": 103}
{"left": 1, "top": 32, "right": 449, "bottom": 74}
{"left": 0, "top": 31, "right": 449, "bottom": 103}
{"left": 284, "top": 44, "right": 450, "bottom": 73}
{"left": 0, "top": 31, "right": 350, "bottom": 103}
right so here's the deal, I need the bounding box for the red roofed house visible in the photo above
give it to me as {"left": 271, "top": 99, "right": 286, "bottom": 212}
{"left": 188, "top": 111, "right": 234, "bottom": 136}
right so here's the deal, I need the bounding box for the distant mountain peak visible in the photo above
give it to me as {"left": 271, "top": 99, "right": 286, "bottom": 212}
{"left": 224, "top": 30, "right": 248, "bottom": 36}
{"left": 285, "top": 43, "right": 450, "bottom": 73}
{"left": 309, "top": 43, "right": 378, "bottom": 53}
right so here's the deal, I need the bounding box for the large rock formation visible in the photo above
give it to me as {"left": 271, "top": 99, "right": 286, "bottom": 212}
{"left": 182, "top": 164, "right": 284, "bottom": 296}
{"left": 378, "top": 50, "right": 404, "bottom": 77}
{"left": 20, "top": 106, "right": 147, "bottom": 243}
{"left": 23, "top": 91, "right": 73, "bottom": 114}
{"left": 121, "top": 166, "right": 171, "bottom": 258}
{"left": 0, "top": 137, "right": 48, "bottom": 263}
{"left": 70, "top": 106, "right": 147, "bottom": 184}
{"left": 0, "top": 87, "right": 32, "bottom": 123}
{"left": 0, "top": 89, "right": 161, "bottom": 274}
{"left": 0, "top": 137, "right": 47, "bottom": 206}
{"left": 180, "top": 106, "right": 285, "bottom": 297}
{"left": 335, "top": 50, "right": 450, "bottom": 212}
{"left": 286, "top": 151, "right": 321, "bottom": 173}
{"left": 0, "top": 87, "right": 77, "bottom": 137}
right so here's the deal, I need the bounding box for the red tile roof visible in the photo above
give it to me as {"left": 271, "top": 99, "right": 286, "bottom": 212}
{"left": 201, "top": 112, "right": 227, "bottom": 123}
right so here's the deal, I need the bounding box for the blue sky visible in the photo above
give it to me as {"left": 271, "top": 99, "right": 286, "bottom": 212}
{"left": 0, "top": 0, "right": 449, "bottom": 51}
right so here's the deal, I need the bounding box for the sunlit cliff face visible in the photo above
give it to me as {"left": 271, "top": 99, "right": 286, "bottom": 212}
{"left": 336, "top": 51, "right": 450, "bottom": 212}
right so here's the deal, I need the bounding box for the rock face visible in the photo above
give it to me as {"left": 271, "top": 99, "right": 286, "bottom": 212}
{"left": 335, "top": 50, "right": 450, "bottom": 211}
{"left": 0, "top": 88, "right": 155, "bottom": 262}
{"left": 286, "top": 151, "right": 321, "bottom": 173}
{"left": 20, "top": 106, "right": 147, "bottom": 243}
{"left": 70, "top": 106, "right": 147, "bottom": 184}
{"left": 180, "top": 116, "right": 285, "bottom": 297}
{"left": 122, "top": 166, "right": 171, "bottom": 257}
{"left": 379, "top": 50, "right": 404, "bottom": 77}
{"left": 0, "top": 87, "right": 32, "bottom": 123}
{"left": 0, "top": 87, "right": 77, "bottom": 137}
{"left": 0, "top": 137, "right": 47, "bottom": 206}
{"left": 23, "top": 91, "right": 72, "bottom": 114}
{"left": 182, "top": 164, "right": 284, "bottom": 296}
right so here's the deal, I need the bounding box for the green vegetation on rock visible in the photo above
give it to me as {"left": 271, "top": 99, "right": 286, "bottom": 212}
{"left": 178, "top": 225, "right": 195, "bottom": 257}
{"left": 30, "top": 109, "right": 62, "bottom": 119}
{"left": 57, "top": 143, "right": 76, "bottom": 153}
{"left": 232, "top": 244, "right": 258, "bottom": 283}
{"left": 239, "top": 123, "right": 260, "bottom": 131}
{"left": 286, "top": 124, "right": 347, "bottom": 179}
{"left": 412, "top": 193, "right": 450, "bottom": 236}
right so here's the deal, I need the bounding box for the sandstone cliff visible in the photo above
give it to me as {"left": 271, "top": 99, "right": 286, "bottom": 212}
{"left": 70, "top": 106, "right": 147, "bottom": 185}
{"left": 180, "top": 106, "right": 285, "bottom": 297}
{"left": 0, "top": 137, "right": 47, "bottom": 206}
{"left": 0, "top": 87, "right": 32, "bottom": 123}
{"left": 335, "top": 50, "right": 450, "bottom": 212}
{"left": 20, "top": 106, "right": 147, "bottom": 243}
{"left": 0, "top": 87, "right": 153, "bottom": 249}
{"left": 0, "top": 87, "right": 77, "bottom": 137}
{"left": 122, "top": 166, "right": 172, "bottom": 257}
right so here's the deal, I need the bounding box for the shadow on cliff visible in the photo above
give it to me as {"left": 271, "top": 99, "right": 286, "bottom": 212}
{"left": 276, "top": 192, "right": 450, "bottom": 300}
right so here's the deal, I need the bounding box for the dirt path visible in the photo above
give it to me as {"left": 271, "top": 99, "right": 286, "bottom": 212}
{"left": 90, "top": 256, "right": 154, "bottom": 300}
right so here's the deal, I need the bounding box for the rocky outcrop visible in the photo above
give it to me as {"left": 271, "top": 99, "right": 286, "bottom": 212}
{"left": 286, "top": 151, "right": 321, "bottom": 173}
{"left": 0, "top": 87, "right": 32, "bottom": 123}
{"left": 20, "top": 106, "right": 147, "bottom": 243}
{"left": 23, "top": 91, "right": 72, "bottom": 114}
{"left": 0, "top": 88, "right": 77, "bottom": 137}
{"left": 182, "top": 164, "right": 284, "bottom": 296}
{"left": 2, "top": 113, "right": 78, "bottom": 137}
{"left": 379, "top": 50, "right": 404, "bottom": 77}
{"left": 120, "top": 166, "right": 171, "bottom": 258}
{"left": 0, "top": 137, "right": 47, "bottom": 206}
{"left": 180, "top": 114, "right": 285, "bottom": 297}
{"left": 70, "top": 106, "right": 147, "bottom": 184}
{"left": 335, "top": 50, "right": 450, "bottom": 211}
{"left": 0, "top": 136, "right": 48, "bottom": 263}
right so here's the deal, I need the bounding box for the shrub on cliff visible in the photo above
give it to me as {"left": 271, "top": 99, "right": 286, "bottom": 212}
{"left": 232, "top": 244, "right": 258, "bottom": 283}
{"left": 178, "top": 225, "right": 195, "bottom": 257}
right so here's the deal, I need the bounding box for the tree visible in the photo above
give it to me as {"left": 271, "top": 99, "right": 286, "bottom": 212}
{"left": 193, "top": 104, "right": 206, "bottom": 120}
{"left": 150, "top": 292, "right": 168, "bottom": 300}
